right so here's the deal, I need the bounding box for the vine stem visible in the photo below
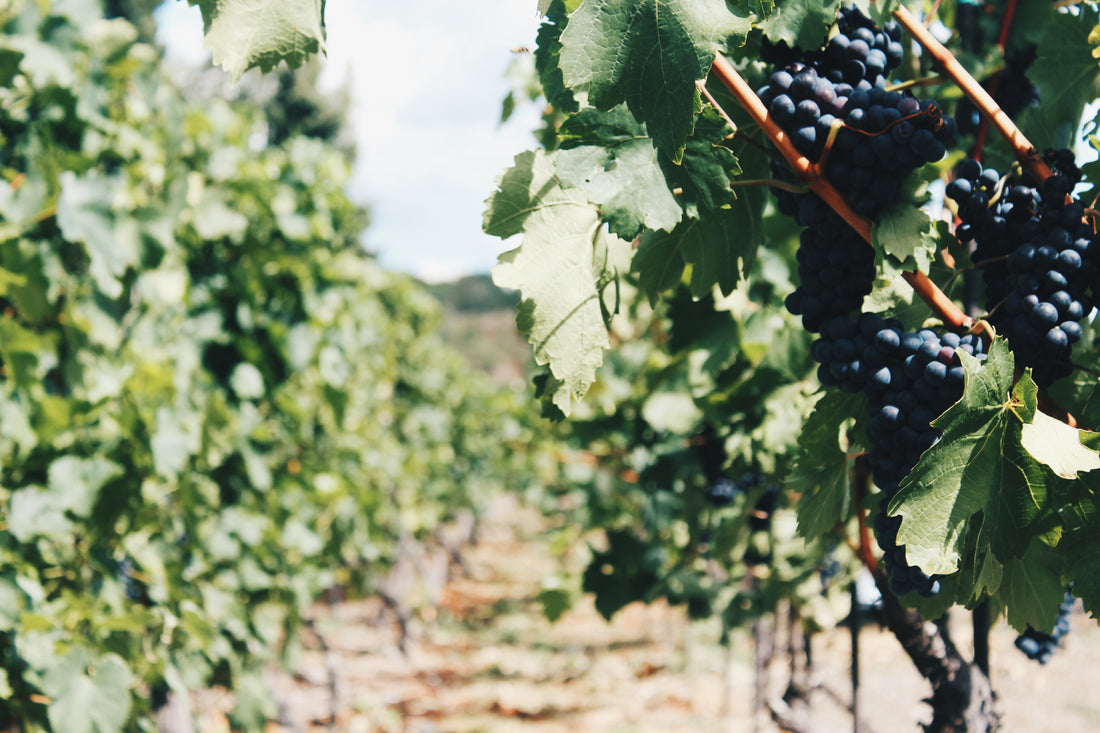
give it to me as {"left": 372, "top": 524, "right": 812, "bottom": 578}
{"left": 969, "top": 0, "right": 1020, "bottom": 159}
{"left": 852, "top": 457, "right": 879, "bottom": 574}
{"left": 707, "top": 54, "right": 975, "bottom": 334}
{"left": 891, "top": 6, "right": 1052, "bottom": 183}
{"left": 996, "top": 0, "right": 1020, "bottom": 50}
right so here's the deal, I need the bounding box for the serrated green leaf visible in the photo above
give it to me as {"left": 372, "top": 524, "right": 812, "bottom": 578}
{"left": 559, "top": 0, "right": 751, "bottom": 161}
{"left": 893, "top": 340, "right": 1050, "bottom": 574}
{"left": 662, "top": 105, "right": 742, "bottom": 216}
{"left": 1021, "top": 411, "right": 1100, "bottom": 479}
{"left": 762, "top": 0, "right": 841, "bottom": 51}
{"left": 633, "top": 230, "right": 688, "bottom": 305}
{"left": 556, "top": 106, "right": 682, "bottom": 238}
{"left": 1058, "top": 498, "right": 1100, "bottom": 617}
{"left": 487, "top": 150, "right": 623, "bottom": 414}
{"left": 188, "top": 0, "right": 326, "bottom": 82}
{"left": 789, "top": 390, "right": 864, "bottom": 539}
{"left": 1000, "top": 540, "right": 1065, "bottom": 633}
{"left": 1047, "top": 346, "right": 1100, "bottom": 428}
{"left": 736, "top": 0, "right": 775, "bottom": 21}
{"left": 57, "top": 172, "right": 141, "bottom": 299}
{"left": 42, "top": 649, "right": 132, "bottom": 733}
{"left": 1020, "top": 5, "right": 1100, "bottom": 150}
{"left": 871, "top": 201, "right": 937, "bottom": 266}
{"left": 534, "top": 2, "right": 580, "bottom": 114}
{"left": 637, "top": 198, "right": 763, "bottom": 303}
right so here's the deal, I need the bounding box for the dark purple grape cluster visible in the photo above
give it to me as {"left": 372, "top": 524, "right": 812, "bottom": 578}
{"left": 816, "top": 6, "right": 905, "bottom": 84}
{"left": 705, "top": 477, "right": 737, "bottom": 507}
{"left": 807, "top": 313, "right": 986, "bottom": 596}
{"left": 947, "top": 157, "right": 1097, "bottom": 386}
{"left": 763, "top": 6, "right": 905, "bottom": 86}
{"left": 758, "top": 63, "right": 851, "bottom": 159}
{"left": 757, "top": 5, "right": 956, "bottom": 217}
{"left": 1015, "top": 593, "right": 1074, "bottom": 664}
{"left": 757, "top": 7, "right": 972, "bottom": 598}
{"left": 757, "top": 5, "right": 957, "bottom": 333}
{"left": 825, "top": 88, "right": 956, "bottom": 216}
{"left": 781, "top": 197, "right": 876, "bottom": 332}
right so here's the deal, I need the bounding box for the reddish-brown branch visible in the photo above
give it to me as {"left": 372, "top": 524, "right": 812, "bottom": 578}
{"left": 892, "top": 6, "right": 1051, "bottom": 182}
{"left": 972, "top": 0, "right": 1019, "bottom": 160}
{"left": 709, "top": 55, "right": 868, "bottom": 235}
{"left": 852, "top": 458, "right": 879, "bottom": 573}
{"left": 901, "top": 272, "right": 975, "bottom": 331}
{"left": 996, "top": 0, "right": 1020, "bottom": 50}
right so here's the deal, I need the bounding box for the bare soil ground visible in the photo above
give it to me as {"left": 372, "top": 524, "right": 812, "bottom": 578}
{"left": 196, "top": 495, "right": 1100, "bottom": 733}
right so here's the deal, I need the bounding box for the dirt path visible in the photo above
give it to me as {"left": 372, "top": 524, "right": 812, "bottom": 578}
{"left": 193, "top": 494, "right": 1100, "bottom": 732}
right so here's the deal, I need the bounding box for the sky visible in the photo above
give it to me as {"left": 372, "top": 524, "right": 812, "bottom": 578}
{"left": 155, "top": 1, "right": 544, "bottom": 282}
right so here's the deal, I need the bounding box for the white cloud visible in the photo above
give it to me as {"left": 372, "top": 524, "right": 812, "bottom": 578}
{"left": 156, "top": 0, "right": 545, "bottom": 281}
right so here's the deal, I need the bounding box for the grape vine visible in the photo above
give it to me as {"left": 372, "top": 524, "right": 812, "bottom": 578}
{"left": 487, "top": 0, "right": 1100, "bottom": 728}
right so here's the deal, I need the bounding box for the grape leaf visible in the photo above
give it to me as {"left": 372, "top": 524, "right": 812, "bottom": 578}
{"left": 1047, "top": 346, "right": 1100, "bottom": 430}
{"left": 556, "top": 106, "right": 683, "bottom": 239}
{"left": 1021, "top": 411, "right": 1100, "bottom": 479}
{"left": 42, "top": 649, "right": 132, "bottom": 733}
{"left": 487, "top": 150, "right": 626, "bottom": 415}
{"left": 789, "top": 390, "right": 864, "bottom": 540}
{"left": 633, "top": 230, "right": 687, "bottom": 305}
{"left": 635, "top": 194, "right": 763, "bottom": 303}
{"left": 47, "top": 456, "right": 124, "bottom": 518}
{"left": 1058, "top": 497, "right": 1100, "bottom": 617}
{"left": 762, "top": 0, "right": 841, "bottom": 51}
{"left": 558, "top": 0, "right": 751, "bottom": 162}
{"left": 871, "top": 200, "right": 940, "bottom": 269}
{"left": 187, "top": 0, "right": 326, "bottom": 82}
{"left": 999, "top": 540, "right": 1065, "bottom": 633}
{"left": 1020, "top": 5, "right": 1100, "bottom": 151}
{"left": 736, "top": 0, "right": 775, "bottom": 21}
{"left": 660, "top": 105, "right": 742, "bottom": 217}
{"left": 534, "top": 2, "right": 580, "bottom": 114}
{"left": 57, "top": 172, "right": 141, "bottom": 299}
{"left": 582, "top": 529, "right": 662, "bottom": 620}
{"left": 893, "top": 340, "right": 1052, "bottom": 575}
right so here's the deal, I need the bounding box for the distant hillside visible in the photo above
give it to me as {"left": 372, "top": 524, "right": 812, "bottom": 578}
{"left": 424, "top": 274, "right": 520, "bottom": 313}
{"left": 422, "top": 274, "right": 529, "bottom": 384}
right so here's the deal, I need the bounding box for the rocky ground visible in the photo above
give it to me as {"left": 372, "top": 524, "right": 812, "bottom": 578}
{"left": 194, "top": 495, "right": 1100, "bottom": 733}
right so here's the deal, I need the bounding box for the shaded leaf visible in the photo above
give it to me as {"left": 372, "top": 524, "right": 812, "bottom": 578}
{"left": 57, "top": 172, "right": 141, "bottom": 299}
{"left": 1000, "top": 541, "right": 1065, "bottom": 633}
{"left": 789, "top": 390, "right": 864, "bottom": 540}
{"left": 1021, "top": 5, "right": 1100, "bottom": 150}
{"left": 559, "top": 0, "right": 751, "bottom": 161}
{"left": 556, "top": 106, "right": 682, "bottom": 238}
{"left": 762, "top": 0, "right": 841, "bottom": 51}
{"left": 487, "top": 150, "right": 625, "bottom": 414}
{"left": 636, "top": 197, "right": 763, "bottom": 303}
{"left": 42, "top": 649, "right": 132, "bottom": 733}
{"left": 893, "top": 340, "right": 1051, "bottom": 575}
